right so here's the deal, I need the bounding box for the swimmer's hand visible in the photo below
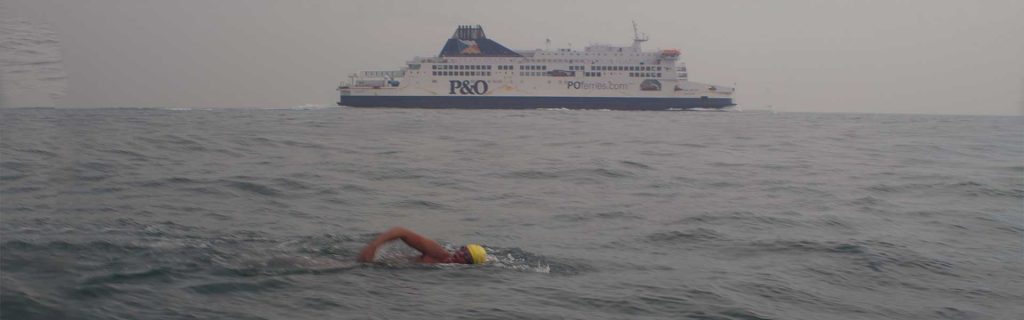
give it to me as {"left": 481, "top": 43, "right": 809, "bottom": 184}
{"left": 357, "top": 244, "right": 378, "bottom": 263}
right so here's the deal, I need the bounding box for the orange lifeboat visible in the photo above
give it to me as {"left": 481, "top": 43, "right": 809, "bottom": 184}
{"left": 660, "top": 49, "right": 681, "bottom": 57}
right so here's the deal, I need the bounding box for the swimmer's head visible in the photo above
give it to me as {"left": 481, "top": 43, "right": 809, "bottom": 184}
{"left": 457, "top": 244, "right": 487, "bottom": 264}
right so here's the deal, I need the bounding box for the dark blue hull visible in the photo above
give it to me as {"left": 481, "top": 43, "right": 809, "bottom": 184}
{"left": 337, "top": 95, "right": 734, "bottom": 111}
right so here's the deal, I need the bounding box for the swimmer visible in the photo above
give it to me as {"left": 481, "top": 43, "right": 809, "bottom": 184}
{"left": 357, "top": 226, "right": 486, "bottom": 264}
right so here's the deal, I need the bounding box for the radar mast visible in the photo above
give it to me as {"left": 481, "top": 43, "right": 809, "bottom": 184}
{"left": 632, "top": 21, "right": 648, "bottom": 50}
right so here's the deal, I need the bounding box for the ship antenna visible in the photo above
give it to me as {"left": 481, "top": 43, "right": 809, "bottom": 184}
{"left": 632, "top": 20, "right": 648, "bottom": 43}
{"left": 632, "top": 20, "right": 648, "bottom": 51}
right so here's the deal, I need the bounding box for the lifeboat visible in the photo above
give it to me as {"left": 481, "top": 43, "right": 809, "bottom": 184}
{"left": 660, "top": 49, "right": 681, "bottom": 57}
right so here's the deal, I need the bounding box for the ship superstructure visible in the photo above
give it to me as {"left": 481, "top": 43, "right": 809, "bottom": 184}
{"left": 338, "top": 24, "right": 734, "bottom": 110}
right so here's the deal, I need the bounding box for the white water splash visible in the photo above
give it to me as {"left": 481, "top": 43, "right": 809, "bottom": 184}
{"left": 490, "top": 252, "right": 551, "bottom": 274}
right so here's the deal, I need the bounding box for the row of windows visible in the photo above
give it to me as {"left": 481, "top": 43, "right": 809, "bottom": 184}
{"left": 432, "top": 71, "right": 492, "bottom": 76}
{"left": 430, "top": 64, "right": 662, "bottom": 72}
{"left": 594, "top": 65, "right": 662, "bottom": 71}
{"left": 432, "top": 65, "right": 491, "bottom": 70}
{"left": 364, "top": 71, "right": 403, "bottom": 77}
{"left": 426, "top": 71, "right": 660, "bottom": 78}
{"left": 629, "top": 72, "right": 662, "bottom": 78}
{"left": 519, "top": 72, "right": 547, "bottom": 76}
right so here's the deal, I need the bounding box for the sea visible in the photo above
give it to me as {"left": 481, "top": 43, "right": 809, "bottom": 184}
{"left": 1, "top": 107, "right": 1022, "bottom": 320}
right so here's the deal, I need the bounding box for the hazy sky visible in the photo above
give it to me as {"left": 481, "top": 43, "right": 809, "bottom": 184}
{"left": 3, "top": 0, "right": 1023, "bottom": 115}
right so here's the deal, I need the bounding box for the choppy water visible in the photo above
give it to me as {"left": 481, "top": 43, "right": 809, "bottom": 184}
{"left": 1, "top": 107, "right": 1022, "bottom": 319}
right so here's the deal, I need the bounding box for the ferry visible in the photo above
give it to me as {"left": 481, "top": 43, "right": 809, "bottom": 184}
{"left": 337, "top": 23, "right": 735, "bottom": 110}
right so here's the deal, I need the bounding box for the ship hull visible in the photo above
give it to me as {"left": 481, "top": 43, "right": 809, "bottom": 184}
{"left": 338, "top": 95, "right": 734, "bottom": 110}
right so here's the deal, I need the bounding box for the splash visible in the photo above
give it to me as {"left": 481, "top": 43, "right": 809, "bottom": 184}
{"left": 489, "top": 251, "right": 551, "bottom": 273}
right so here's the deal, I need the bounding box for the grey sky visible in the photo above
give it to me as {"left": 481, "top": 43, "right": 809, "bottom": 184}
{"left": 4, "top": 0, "right": 1023, "bottom": 115}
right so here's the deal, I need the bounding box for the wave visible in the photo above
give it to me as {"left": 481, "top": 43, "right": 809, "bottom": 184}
{"left": 0, "top": 14, "right": 67, "bottom": 107}
{"left": 221, "top": 179, "right": 283, "bottom": 197}
{"left": 0, "top": 278, "right": 68, "bottom": 319}
{"left": 388, "top": 199, "right": 449, "bottom": 210}
{"left": 498, "top": 167, "right": 636, "bottom": 180}
{"left": 187, "top": 279, "right": 292, "bottom": 294}
{"left": 671, "top": 211, "right": 804, "bottom": 228}
{"left": 553, "top": 210, "right": 644, "bottom": 223}
{"left": 866, "top": 180, "right": 1023, "bottom": 198}
{"left": 720, "top": 238, "right": 966, "bottom": 279}
{"left": 643, "top": 228, "right": 724, "bottom": 244}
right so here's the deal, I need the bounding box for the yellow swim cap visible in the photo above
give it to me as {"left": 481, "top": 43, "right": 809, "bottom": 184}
{"left": 465, "top": 244, "right": 487, "bottom": 264}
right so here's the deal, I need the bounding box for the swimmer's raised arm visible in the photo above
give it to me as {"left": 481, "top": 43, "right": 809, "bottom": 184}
{"left": 357, "top": 227, "right": 449, "bottom": 262}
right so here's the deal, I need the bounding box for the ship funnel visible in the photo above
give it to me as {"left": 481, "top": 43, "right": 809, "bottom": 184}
{"left": 452, "top": 25, "right": 487, "bottom": 40}
{"left": 439, "top": 25, "right": 522, "bottom": 57}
